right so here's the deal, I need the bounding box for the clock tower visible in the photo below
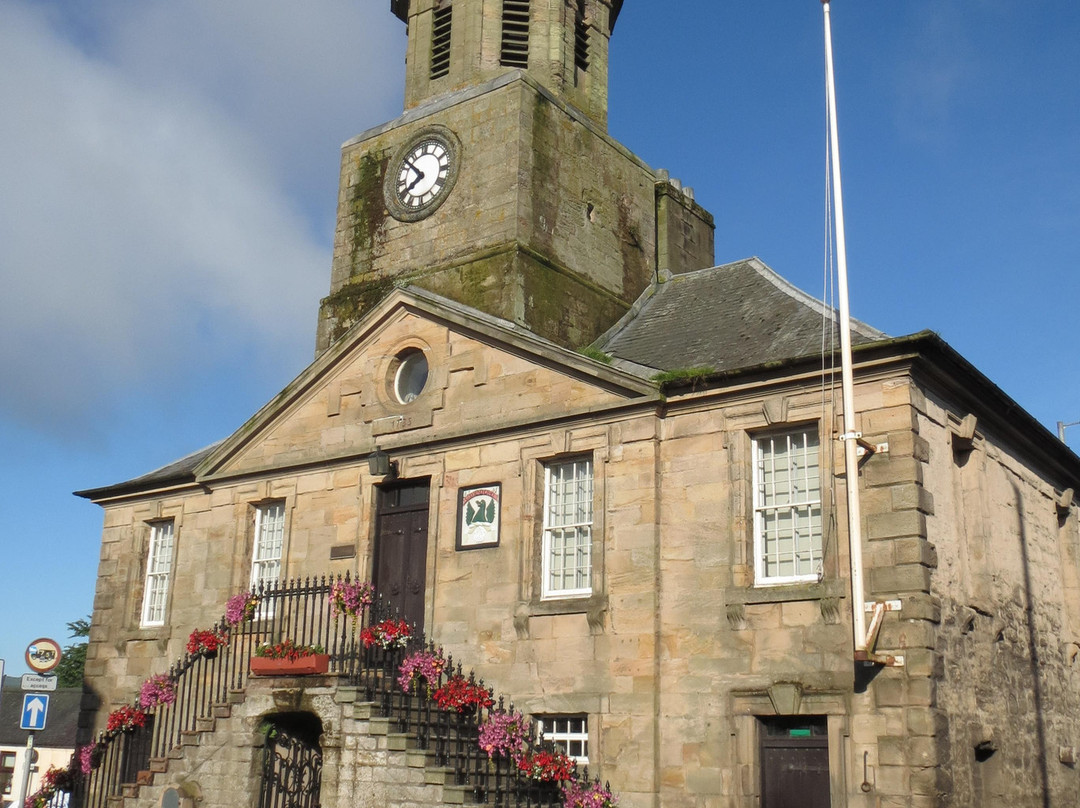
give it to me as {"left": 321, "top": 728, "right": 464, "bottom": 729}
{"left": 317, "top": 0, "right": 714, "bottom": 354}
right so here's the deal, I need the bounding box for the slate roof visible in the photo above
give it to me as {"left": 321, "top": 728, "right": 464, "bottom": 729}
{"left": 595, "top": 257, "right": 887, "bottom": 374}
{"left": 0, "top": 686, "right": 81, "bottom": 748}
{"left": 73, "top": 441, "right": 221, "bottom": 501}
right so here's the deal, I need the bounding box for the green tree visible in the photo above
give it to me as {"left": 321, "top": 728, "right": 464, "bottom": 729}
{"left": 54, "top": 617, "right": 90, "bottom": 688}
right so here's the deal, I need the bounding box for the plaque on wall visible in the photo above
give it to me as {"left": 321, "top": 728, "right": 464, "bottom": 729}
{"left": 456, "top": 483, "right": 501, "bottom": 550}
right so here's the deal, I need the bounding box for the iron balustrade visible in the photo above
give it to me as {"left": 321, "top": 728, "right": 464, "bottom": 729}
{"left": 68, "top": 573, "right": 609, "bottom": 808}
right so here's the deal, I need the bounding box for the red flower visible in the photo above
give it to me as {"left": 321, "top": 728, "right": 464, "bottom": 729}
{"left": 360, "top": 619, "right": 411, "bottom": 649}
{"left": 106, "top": 705, "right": 147, "bottom": 733}
{"left": 516, "top": 749, "right": 575, "bottom": 782}
{"left": 432, "top": 674, "right": 494, "bottom": 712}
{"left": 186, "top": 628, "right": 227, "bottom": 655}
{"left": 254, "top": 639, "right": 325, "bottom": 660}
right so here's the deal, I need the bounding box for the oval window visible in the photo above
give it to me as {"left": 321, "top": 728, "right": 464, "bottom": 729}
{"left": 394, "top": 350, "right": 428, "bottom": 404}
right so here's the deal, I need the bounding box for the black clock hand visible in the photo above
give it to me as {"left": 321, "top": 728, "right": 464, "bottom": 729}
{"left": 403, "top": 158, "right": 425, "bottom": 191}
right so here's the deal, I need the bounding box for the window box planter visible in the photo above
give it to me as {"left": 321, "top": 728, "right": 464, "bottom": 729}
{"left": 250, "top": 654, "right": 330, "bottom": 676}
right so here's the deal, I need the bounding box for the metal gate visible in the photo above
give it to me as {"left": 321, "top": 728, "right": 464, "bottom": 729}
{"left": 258, "top": 721, "right": 323, "bottom": 808}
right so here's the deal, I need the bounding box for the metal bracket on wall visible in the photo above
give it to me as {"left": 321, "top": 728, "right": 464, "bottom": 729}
{"left": 856, "top": 600, "right": 905, "bottom": 667}
{"left": 839, "top": 431, "right": 889, "bottom": 462}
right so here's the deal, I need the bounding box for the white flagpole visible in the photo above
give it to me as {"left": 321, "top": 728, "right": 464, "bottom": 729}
{"left": 822, "top": 0, "right": 869, "bottom": 655}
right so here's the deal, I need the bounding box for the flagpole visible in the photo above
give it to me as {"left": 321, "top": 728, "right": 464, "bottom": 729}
{"left": 822, "top": 0, "right": 869, "bottom": 655}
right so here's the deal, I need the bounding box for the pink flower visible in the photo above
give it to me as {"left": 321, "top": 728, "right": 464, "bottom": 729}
{"left": 225, "top": 592, "right": 259, "bottom": 626}
{"left": 397, "top": 649, "right": 447, "bottom": 693}
{"left": 330, "top": 580, "right": 374, "bottom": 622}
{"left": 138, "top": 674, "right": 176, "bottom": 709}
{"left": 563, "top": 780, "right": 618, "bottom": 808}
{"left": 478, "top": 709, "right": 529, "bottom": 760}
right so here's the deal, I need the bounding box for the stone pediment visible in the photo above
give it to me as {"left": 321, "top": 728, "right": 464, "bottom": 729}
{"left": 196, "top": 288, "right": 658, "bottom": 482}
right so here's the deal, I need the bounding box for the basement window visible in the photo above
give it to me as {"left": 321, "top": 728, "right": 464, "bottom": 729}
{"left": 500, "top": 0, "right": 530, "bottom": 68}
{"left": 537, "top": 715, "right": 589, "bottom": 764}
{"left": 430, "top": 3, "right": 452, "bottom": 79}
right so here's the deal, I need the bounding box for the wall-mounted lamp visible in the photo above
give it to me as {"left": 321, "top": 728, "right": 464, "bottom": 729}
{"left": 367, "top": 447, "right": 398, "bottom": 478}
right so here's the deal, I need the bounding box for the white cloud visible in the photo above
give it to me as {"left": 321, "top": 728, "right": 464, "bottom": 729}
{"left": 0, "top": 1, "right": 404, "bottom": 433}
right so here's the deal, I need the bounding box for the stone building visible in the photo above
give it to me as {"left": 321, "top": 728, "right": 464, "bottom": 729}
{"left": 76, "top": 2, "right": 1080, "bottom": 807}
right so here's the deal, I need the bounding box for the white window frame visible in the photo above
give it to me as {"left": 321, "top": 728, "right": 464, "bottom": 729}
{"left": 537, "top": 714, "right": 589, "bottom": 764}
{"left": 752, "top": 426, "right": 824, "bottom": 585}
{"left": 140, "top": 520, "right": 175, "bottom": 627}
{"left": 250, "top": 501, "right": 286, "bottom": 594}
{"left": 541, "top": 458, "right": 593, "bottom": 599}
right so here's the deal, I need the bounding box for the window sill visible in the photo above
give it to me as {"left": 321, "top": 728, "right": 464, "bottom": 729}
{"left": 118, "top": 626, "right": 172, "bottom": 653}
{"left": 726, "top": 578, "right": 846, "bottom": 605}
{"left": 724, "top": 579, "right": 846, "bottom": 630}
{"left": 515, "top": 594, "right": 608, "bottom": 637}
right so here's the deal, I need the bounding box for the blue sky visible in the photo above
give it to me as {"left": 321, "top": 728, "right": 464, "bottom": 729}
{"left": 1, "top": 0, "right": 1078, "bottom": 675}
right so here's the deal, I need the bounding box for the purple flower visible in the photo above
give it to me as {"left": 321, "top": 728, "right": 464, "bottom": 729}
{"left": 562, "top": 780, "right": 617, "bottom": 808}
{"left": 397, "top": 649, "right": 447, "bottom": 692}
{"left": 225, "top": 592, "right": 258, "bottom": 626}
{"left": 138, "top": 674, "right": 176, "bottom": 709}
{"left": 330, "top": 580, "right": 374, "bottom": 622}
{"left": 477, "top": 708, "right": 529, "bottom": 761}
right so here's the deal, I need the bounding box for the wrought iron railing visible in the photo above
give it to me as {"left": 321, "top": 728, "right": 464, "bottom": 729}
{"left": 67, "top": 574, "right": 608, "bottom": 808}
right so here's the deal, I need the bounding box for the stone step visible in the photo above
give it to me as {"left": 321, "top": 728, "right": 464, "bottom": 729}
{"left": 335, "top": 685, "right": 360, "bottom": 704}
{"left": 407, "top": 748, "right": 434, "bottom": 768}
{"left": 352, "top": 701, "right": 378, "bottom": 720}
{"left": 441, "top": 784, "right": 468, "bottom": 805}
{"left": 195, "top": 716, "right": 216, "bottom": 733}
{"left": 383, "top": 732, "right": 413, "bottom": 752}
{"left": 212, "top": 703, "right": 232, "bottom": 719}
{"left": 180, "top": 730, "right": 200, "bottom": 747}
{"left": 149, "top": 757, "right": 169, "bottom": 774}
{"left": 423, "top": 765, "right": 455, "bottom": 786}
{"left": 367, "top": 716, "right": 392, "bottom": 735}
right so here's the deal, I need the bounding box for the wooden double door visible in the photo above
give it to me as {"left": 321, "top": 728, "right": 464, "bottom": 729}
{"left": 373, "top": 479, "right": 430, "bottom": 635}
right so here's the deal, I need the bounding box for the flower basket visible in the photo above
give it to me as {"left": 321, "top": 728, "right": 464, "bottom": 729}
{"left": 330, "top": 579, "right": 374, "bottom": 628}
{"left": 250, "top": 654, "right": 330, "bottom": 676}
{"left": 516, "top": 749, "right": 575, "bottom": 782}
{"left": 252, "top": 639, "right": 328, "bottom": 675}
{"left": 563, "top": 780, "right": 618, "bottom": 808}
{"left": 138, "top": 673, "right": 176, "bottom": 710}
{"left": 360, "top": 618, "right": 411, "bottom": 650}
{"left": 478, "top": 708, "right": 529, "bottom": 760}
{"left": 186, "top": 628, "right": 228, "bottom": 657}
{"left": 397, "top": 649, "right": 447, "bottom": 694}
{"left": 106, "top": 705, "right": 147, "bottom": 734}
{"left": 225, "top": 591, "right": 259, "bottom": 626}
{"left": 432, "top": 673, "right": 494, "bottom": 713}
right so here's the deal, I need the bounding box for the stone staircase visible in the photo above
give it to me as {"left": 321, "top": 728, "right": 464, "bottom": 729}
{"left": 110, "top": 675, "right": 501, "bottom": 808}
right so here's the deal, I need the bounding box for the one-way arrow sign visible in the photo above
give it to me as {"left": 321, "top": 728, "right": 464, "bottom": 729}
{"left": 20, "top": 693, "right": 49, "bottom": 731}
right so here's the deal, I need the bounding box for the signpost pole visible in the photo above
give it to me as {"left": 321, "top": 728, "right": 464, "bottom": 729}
{"left": 14, "top": 733, "right": 35, "bottom": 808}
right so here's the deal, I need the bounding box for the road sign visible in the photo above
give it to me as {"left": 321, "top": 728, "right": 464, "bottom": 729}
{"left": 25, "top": 638, "right": 62, "bottom": 674}
{"left": 20, "top": 693, "right": 49, "bottom": 731}
{"left": 21, "top": 674, "right": 58, "bottom": 692}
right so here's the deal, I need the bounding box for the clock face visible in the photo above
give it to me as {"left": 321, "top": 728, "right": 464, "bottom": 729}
{"left": 384, "top": 128, "right": 461, "bottom": 222}
{"left": 396, "top": 139, "right": 450, "bottom": 210}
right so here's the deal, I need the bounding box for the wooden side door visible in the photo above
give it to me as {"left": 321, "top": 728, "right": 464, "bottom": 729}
{"left": 760, "top": 717, "right": 831, "bottom": 808}
{"left": 373, "top": 480, "right": 430, "bottom": 635}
